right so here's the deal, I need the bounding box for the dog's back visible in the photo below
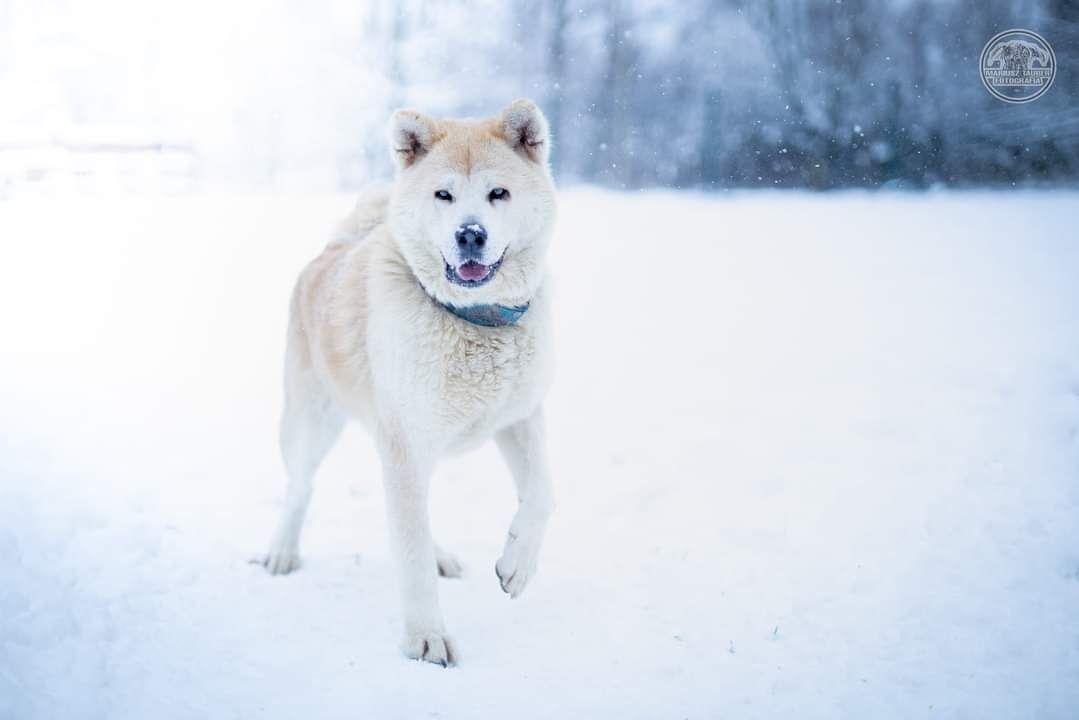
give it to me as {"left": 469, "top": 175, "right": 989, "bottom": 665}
{"left": 282, "top": 185, "right": 390, "bottom": 429}
{"left": 331, "top": 184, "right": 391, "bottom": 246}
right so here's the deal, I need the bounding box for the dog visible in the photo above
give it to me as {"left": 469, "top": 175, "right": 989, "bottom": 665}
{"left": 258, "top": 99, "right": 557, "bottom": 667}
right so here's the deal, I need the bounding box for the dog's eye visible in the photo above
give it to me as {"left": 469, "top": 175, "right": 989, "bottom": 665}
{"left": 488, "top": 187, "right": 510, "bottom": 202}
{"left": 435, "top": 190, "right": 454, "bottom": 203}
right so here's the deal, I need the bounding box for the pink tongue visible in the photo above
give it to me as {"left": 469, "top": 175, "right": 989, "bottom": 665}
{"left": 456, "top": 261, "right": 490, "bottom": 282}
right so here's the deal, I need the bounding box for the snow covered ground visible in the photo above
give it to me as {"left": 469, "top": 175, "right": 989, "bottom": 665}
{"left": 2, "top": 188, "right": 1078, "bottom": 719}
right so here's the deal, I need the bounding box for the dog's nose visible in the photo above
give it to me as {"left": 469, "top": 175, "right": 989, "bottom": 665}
{"left": 455, "top": 223, "right": 487, "bottom": 251}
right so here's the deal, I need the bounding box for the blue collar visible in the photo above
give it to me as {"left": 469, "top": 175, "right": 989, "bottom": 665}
{"left": 423, "top": 287, "right": 529, "bottom": 328}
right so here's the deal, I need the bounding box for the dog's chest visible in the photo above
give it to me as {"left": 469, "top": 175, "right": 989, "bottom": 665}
{"left": 368, "top": 282, "right": 552, "bottom": 446}
{"left": 437, "top": 322, "right": 545, "bottom": 434}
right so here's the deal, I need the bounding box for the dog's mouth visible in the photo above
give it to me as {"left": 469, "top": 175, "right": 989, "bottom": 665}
{"left": 444, "top": 253, "right": 504, "bottom": 287}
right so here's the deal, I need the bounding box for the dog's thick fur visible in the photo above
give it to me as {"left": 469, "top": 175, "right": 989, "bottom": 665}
{"left": 259, "top": 100, "right": 557, "bottom": 666}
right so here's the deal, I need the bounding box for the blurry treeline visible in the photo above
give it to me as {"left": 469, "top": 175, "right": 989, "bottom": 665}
{"left": 2, "top": 0, "right": 1077, "bottom": 191}
{"left": 368, "top": 0, "right": 1079, "bottom": 189}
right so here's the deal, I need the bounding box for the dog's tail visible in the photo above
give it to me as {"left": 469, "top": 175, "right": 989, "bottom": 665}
{"left": 330, "top": 183, "right": 391, "bottom": 246}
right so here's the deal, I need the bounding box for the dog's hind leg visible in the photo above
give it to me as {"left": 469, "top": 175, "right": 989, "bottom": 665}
{"left": 493, "top": 406, "right": 554, "bottom": 598}
{"left": 261, "top": 370, "right": 345, "bottom": 575}
{"left": 435, "top": 544, "right": 463, "bottom": 578}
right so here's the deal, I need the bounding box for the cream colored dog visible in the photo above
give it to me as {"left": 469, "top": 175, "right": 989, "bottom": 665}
{"left": 259, "top": 99, "right": 557, "bottom": 667}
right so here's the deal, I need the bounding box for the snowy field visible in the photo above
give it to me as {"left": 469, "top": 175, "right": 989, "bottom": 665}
{"left": 2, "top": 189, "right": 1078, "bottom": 719}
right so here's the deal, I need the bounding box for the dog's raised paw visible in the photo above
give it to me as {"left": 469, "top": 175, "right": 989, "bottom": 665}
{"left": 494, "top": 533, "right": 541, "bottom": 598}
{"left": 404, "top": 631, "right": 457, "bottom": 667}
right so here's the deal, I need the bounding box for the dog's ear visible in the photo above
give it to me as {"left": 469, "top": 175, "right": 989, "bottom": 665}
{"left": 389, "top": 109, "right": 440, "bottom": 170}
{"left": 500, "top": 99, "right": 550, "bottom": 165}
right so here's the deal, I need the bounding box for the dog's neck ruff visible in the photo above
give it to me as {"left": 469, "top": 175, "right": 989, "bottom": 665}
{"left": 421, "top": 285, "right": 529, "bottom": 328}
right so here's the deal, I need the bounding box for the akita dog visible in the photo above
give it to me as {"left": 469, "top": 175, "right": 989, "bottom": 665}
{"left": 259, "top": 100, "right": 557, "bottom": 667}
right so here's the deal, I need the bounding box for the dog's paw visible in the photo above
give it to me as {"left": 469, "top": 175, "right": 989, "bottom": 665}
{"left": 403, "top": 630, "right": 458, "bottom": 667}
{"left": 254, "top": 546, "right": 301, "bottom": 575}
{"left": 436, "top": 547, "right": 464, "bottom": 578}
{"left": 495, "top": 532, "right": 541, "bottom": 598}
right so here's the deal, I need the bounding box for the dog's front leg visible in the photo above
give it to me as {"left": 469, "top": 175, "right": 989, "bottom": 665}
{"left": 377, "top": 431, "right": 455, "bottom": 667}
{"left": 494, "top": 407, "right": 554, "bottom": 598}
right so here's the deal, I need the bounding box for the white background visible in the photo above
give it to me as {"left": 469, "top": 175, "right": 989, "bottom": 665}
{"left": 2, "top": 190, "right": 1078, "bottom": 718}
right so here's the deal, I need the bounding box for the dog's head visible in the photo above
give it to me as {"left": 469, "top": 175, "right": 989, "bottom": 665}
{"left": 387, "top": 99, "right": 556, "bottom": 306}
